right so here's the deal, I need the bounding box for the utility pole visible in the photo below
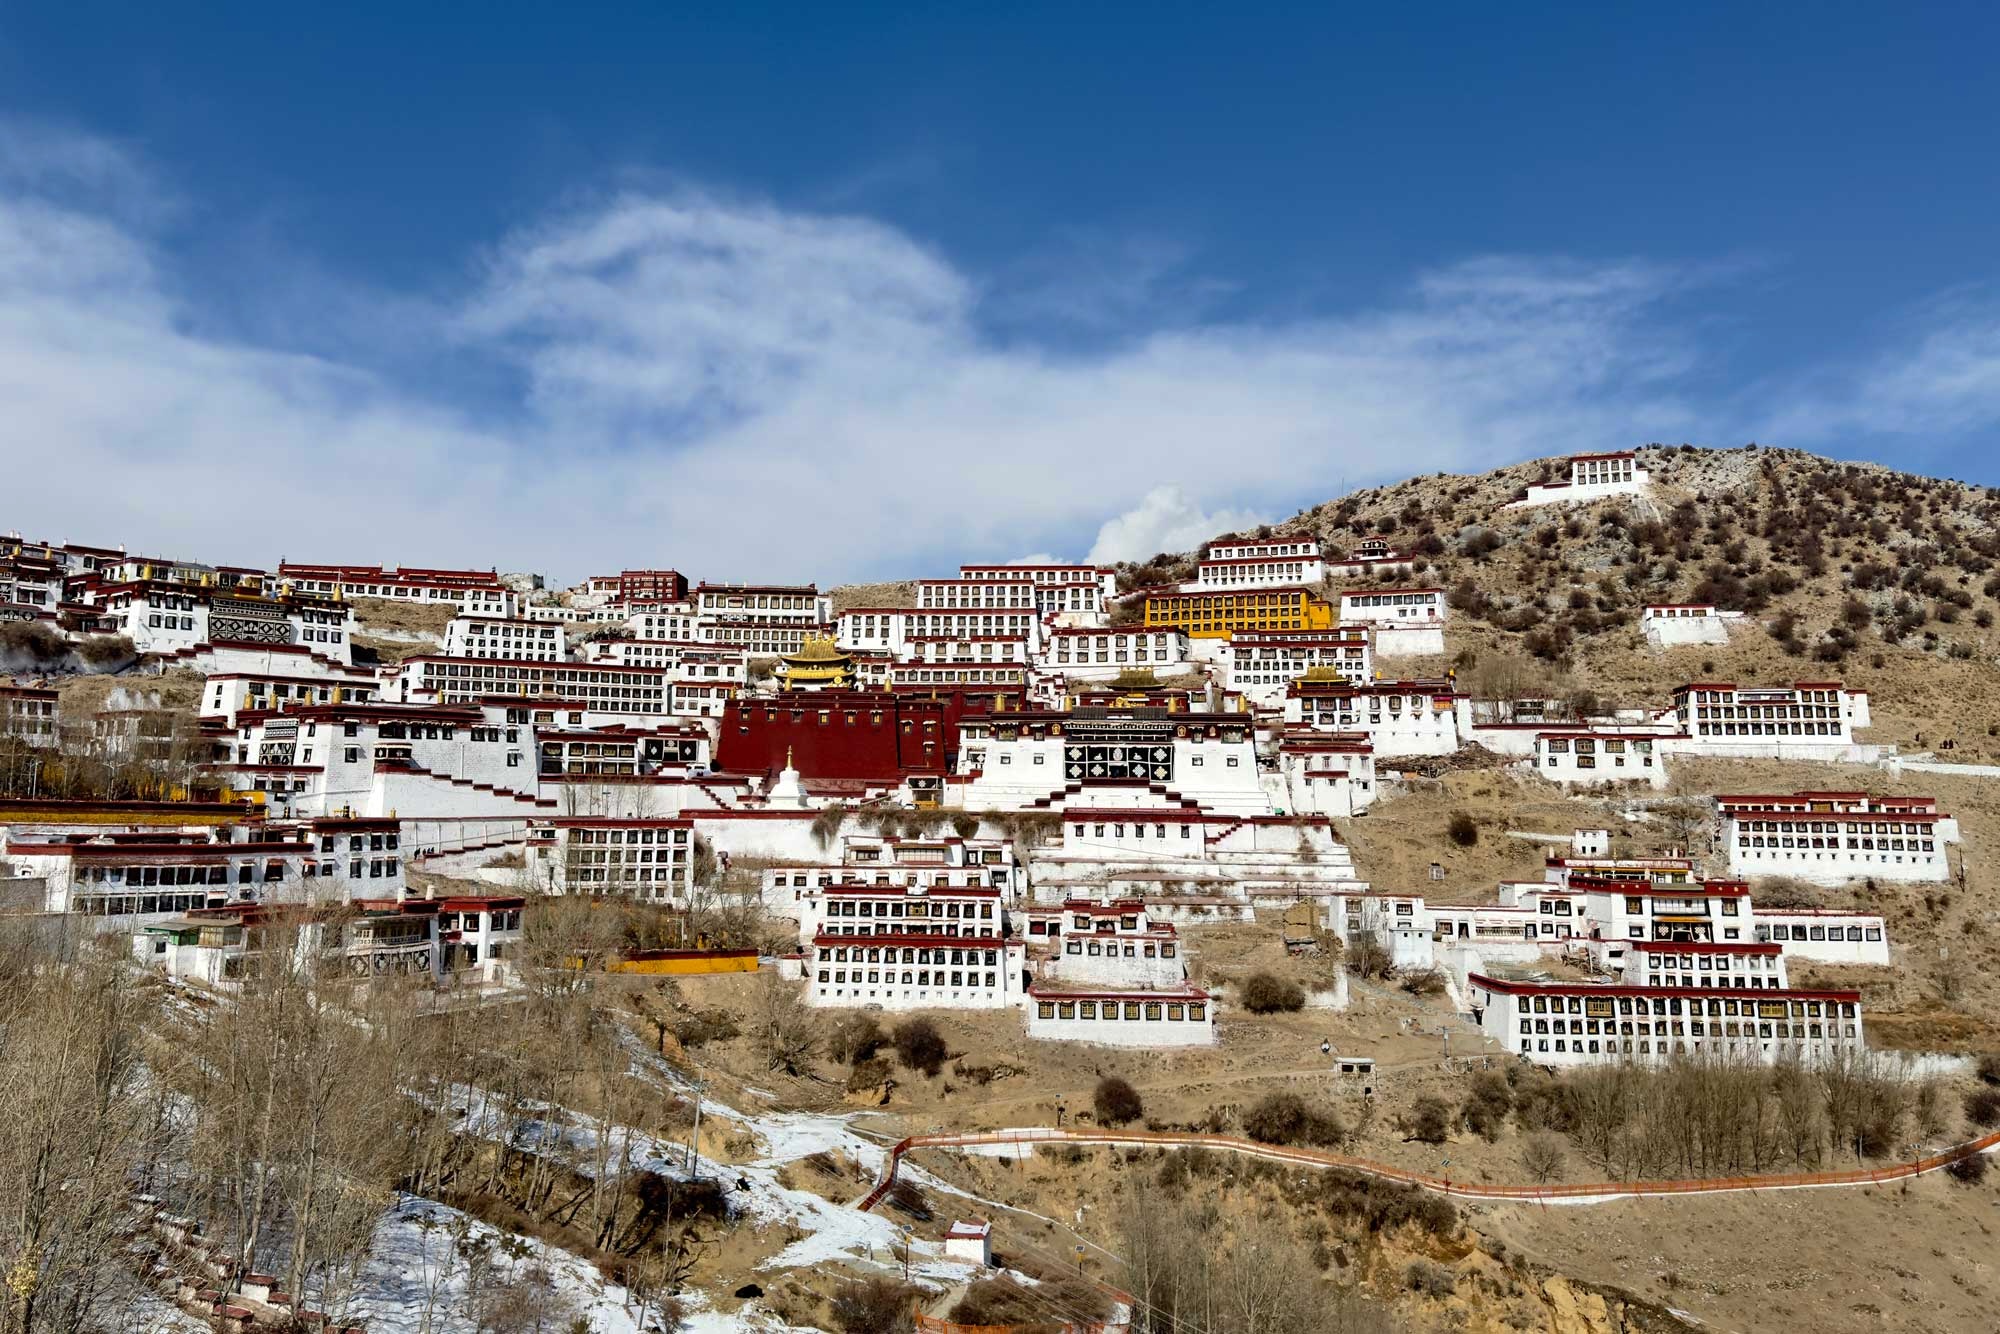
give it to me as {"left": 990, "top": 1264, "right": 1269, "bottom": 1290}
{"left": 684, "top": 1078, "right": 705, "bottom": 1177}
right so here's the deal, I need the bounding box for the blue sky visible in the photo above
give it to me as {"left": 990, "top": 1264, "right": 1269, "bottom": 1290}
{"left": 2, "top": 3, "right": 1997, "bottom": 581}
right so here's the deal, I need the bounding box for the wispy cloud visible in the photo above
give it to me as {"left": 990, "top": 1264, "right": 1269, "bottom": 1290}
{"left": 1765, "top": 289, "right": 2000, "bottom": 443}
{"left": 8, "top": 119, "right": 1923, "bottom": 585}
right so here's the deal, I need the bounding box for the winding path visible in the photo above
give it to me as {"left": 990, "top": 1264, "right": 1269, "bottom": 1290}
{"left": 856, "top": 1125, "right": 2000, "bottom": 1210}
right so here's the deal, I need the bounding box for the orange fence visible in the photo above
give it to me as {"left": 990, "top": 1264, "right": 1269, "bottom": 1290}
{"left": 857, "top": 1125, "right": 2000, "bottom": 1212}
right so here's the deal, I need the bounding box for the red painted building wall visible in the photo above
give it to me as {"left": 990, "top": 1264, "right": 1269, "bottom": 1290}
{"left": 619, "top": 569, "right": 688, "bottom": 603}
{"left": 715, "top": 687, "right": 1023, "bottom": 781}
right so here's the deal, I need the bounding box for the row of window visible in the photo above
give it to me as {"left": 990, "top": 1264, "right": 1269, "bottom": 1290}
{"left": 1520, "top": 1020, "right": 1855, "bottom": 1041}
{"left": 1064, "top": 940, "right": 1174, "bottom": 959}
{"left": 824, "top": 898, "right": 994, "bottom": 919}
{"left": 1761, "top": 922, "right": 1882, "bottom": 942}
{"left": 1035, "top": 999, "right": 1207, "bottom": 1022}
{"left": 1738, "top": 838, "right": 1934, "bottom": 855}
{"left": 819, "top": 944, "right": 1000, "bottom": 966}
{"left": 817, "top": 970, "right": 997, "bottom": 989}
{"left": 1516, "top": 993, "right": 1856, "bottom": 1018}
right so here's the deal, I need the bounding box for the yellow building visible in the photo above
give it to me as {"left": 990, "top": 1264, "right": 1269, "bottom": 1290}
{"left": 778, "top": 634, "right": 857, "bottom": 690}
{"left": 1142, "top": 587, "right": 1334, "bottom": 639}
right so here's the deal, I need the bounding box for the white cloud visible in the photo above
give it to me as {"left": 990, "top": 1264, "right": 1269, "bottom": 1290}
{"left": 1085, "top": 486, "right": 1268, "bottom": 564}
{"left": 1765, "top": 294, "right": 2000, "bottom": 443}
{"left": 0, "top": 122, "right": 1741, "bottom": 584}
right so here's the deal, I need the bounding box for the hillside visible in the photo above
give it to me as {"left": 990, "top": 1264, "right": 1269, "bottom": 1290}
{"left": 1123, "top": 444, "right": 2000, "bottom": 758}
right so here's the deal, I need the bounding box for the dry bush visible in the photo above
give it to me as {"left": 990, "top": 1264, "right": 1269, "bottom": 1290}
{"left": 1346, "top": 936, "right": 1394, "bottom": 980}
{"left": 953, "top": 1275, "right": 1108, "bottom": 1333}
{"left": 1459, "top": 1070, "right": 1513, "bottom": 1141}
{"left": 1084, "top": 1075, "right": 1143, "bottom": 1127}
{"left": 1406, "top": 1096, "right": 1453, "bottom": 1144}
{"left": 1967, "top": 1088, "right": 2000, "bottom": 1129}
{"left": 830, "top": 1277, "right": 922, "bottom": 1333}
{"left": 1404, "top": 1259, "right": 1456, "bottom": 1297}
{"left": 1239, "top": 971, "right": 1305, "bottom": 1013}
{"left": 827, "top": 1012, "right": 885, "bottom": 1065}
{"left": 752, "top": 973, "right": 824, "bottom": 1076}
{"left": 1243, "top": 1091, "right": 1346, "bottom": 1148}
{"left": 1446, "top": 811, "right": 1479, "bottom": 847}
{"left": 1399, "top": 968, "right": 1447, "bottom": 997}
{"left": 891, "top": 1017, "right": 949, "bottom": 1077}
{"left": 1945, "top": 1153, "right": 1988, "bottom": 1185}
{"left": 846, "top": 1056, "right": 893, "bottom": 1094}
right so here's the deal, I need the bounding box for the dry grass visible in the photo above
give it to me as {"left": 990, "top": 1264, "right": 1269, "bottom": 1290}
{"left": 347, "top": 596, "right": 458, "bottom": 637}
{"left": 828, "top": 580, "right": 916, "bottom": 613}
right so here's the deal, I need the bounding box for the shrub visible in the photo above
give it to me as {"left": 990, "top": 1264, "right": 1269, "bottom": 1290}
{"left": 1977, "top": 1053, "right": 2000, "bottom": 1086}
{"left": 1404, "top": 1260, "right": 1456, "bottom": 1298}
{"left": 1945, "top": 1153, "right": 1988, "bottom": 1186}
{"left": 73, "top": 634, "right": 135, "bottom": 669}
{"left": 830, "top": 1277, "right": 921, "bottom": 1333}
{"left": 1407, "top": 1096, "right": 1452, "bottom": 1144}
{"left": 1966, "top": 1088, "right": 2000, "bottom": 1129}
{"left": 1242, "top": 1092, "right": 1345, "bottom": 1148}
{"left": 954, "top": 1276, "right": 1107, "bottom": 1332}
{"left": 892, "top": 1017, "right": 949, "bottom": 1077}
{"left": 1239, "top": 972, "right": 1306, "bottom": 1014}
{"left": 1399, "top": 969, "right": 1447, "bottom": 998}
{"left": 1447, "top": 812, "right": 1478, "bottom": 847}
{"left": 1093, "top": 1076, "right": 1144, "bottom": 1127}
{"left": 1346, "top": 936, "right": 1394, "bottom": 980}
{"left": 672, "top": 1008, "right": 740, "bottom": 1047}
{"left": 1459, "top": 1071, "right": 1512, "bottom": 1141}
{"left": 828, "top": 1012, "right": 885, "bottom": 1065}
{"left": 846, "top": 1056, "right": 893, "bottom": 1093}
{"left": 0, "top": 621, "right": 68, "bottom": 667}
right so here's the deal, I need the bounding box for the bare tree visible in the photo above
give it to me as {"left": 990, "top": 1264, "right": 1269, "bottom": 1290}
{"left": 1522, "top": 1132, "right": 1567, "bottom": 1184}
{"left": 751, "top": 973, "right": 824, "bottom": 1077}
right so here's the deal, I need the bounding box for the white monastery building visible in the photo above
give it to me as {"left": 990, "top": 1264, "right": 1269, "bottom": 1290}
{"left": 1509, "top": 451, "right": 1652, "bottom": 508}
{"left": 1671, "top": 681, "right": 1873, "bottom": 758}
{"left": 444, "top": 615, "right": 566, "bottom": 661}
{"left": 1193, "top": 538, "right": 1326, "bottom": 591}
{"left": 1717, "top": 791, "right": 1957, "bottom": 884}
{"left": 1641, "top": 603, "right": 1742, "bottom": 648}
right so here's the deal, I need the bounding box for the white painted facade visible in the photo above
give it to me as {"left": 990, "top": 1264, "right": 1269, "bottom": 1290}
{"left": 1719, "top": 793, "right": 1955, "bottom": 883}
{"left": 1275, "top": 736, "right": 1377, "bottom": 817}
{"left": 1219, "top": 630, "right": 1371, "bottom": 706}
{"left": 444, "top": 615, "right": 566, "bottom": 661}
{"left": 1024, "top": 983, "right": 1215, "bottom": 1046}
{"left": 1533, "top": 731, "right": 1670, "bottom": 788}
{"left": 521, "top": 817, "right": 697, "bottom": 903}
{"left": 1509, "top": 452, "right": 1652, "bottom": 509}
{"left": 1467, "top": 974, "right": 1863, "bottom": 1066}
{"left": 1193, "top": 541, "right": 1327, "bottom": 591}
{"left": 1044, "top": 628, "right": 1191, "bottom": 679}
{"left": 390, "top": 655, "right": 672, "bottom": 717}
{"left": 955, "top": 711, "right": 1267, "bottom": 814}
{"left": 837, "top": 608, "right": 1043, "bottom": 656}
{"left": 1641, "top": 604, "right": 1740, "bottom": 647}
{"left": 1671, "top": 682, "right": 1872, "bottom": 756}
{"left": 102, "top": 583, "right": 356, "bottom": 663}
{"left": 806, "top": 883, "right": 1024, "bottom": 1011}
{"left": 1286, "top": 680, "right": 1467, "bottom": 757}
{"left": 958, "top": 563, "right": 1117, "bottom": 600}
{"left": 916, "top": 580, "right": 1039, "bottom": 611}
{"left": 1753, "top": 910, "right": 1890, "bottom": 965}
{"left": 1336, "top": 588, "right": 1446, "bottom": 628}
{"left": 623, "top": 602, "right": 703, "bottom": 641}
